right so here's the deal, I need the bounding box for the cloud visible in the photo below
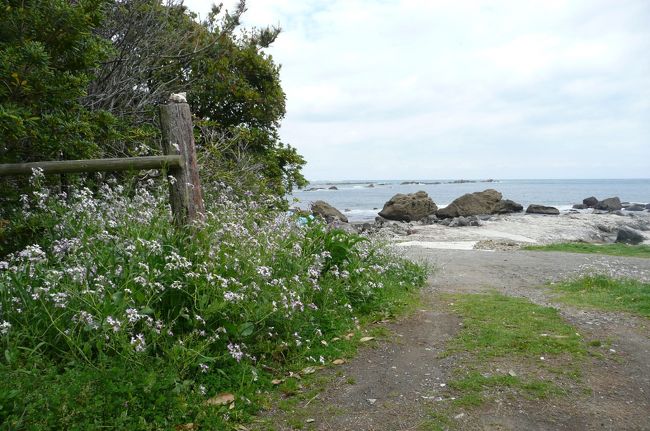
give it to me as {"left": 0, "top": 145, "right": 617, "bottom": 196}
{"left": 185, "top": 0, "right": 650, "bottom": 179}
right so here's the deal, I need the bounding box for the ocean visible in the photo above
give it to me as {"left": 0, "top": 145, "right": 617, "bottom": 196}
{"left": 290, "top": 179, "right": 650, "bottom": 222}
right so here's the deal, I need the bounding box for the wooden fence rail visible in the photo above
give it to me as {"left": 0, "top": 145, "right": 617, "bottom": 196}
{"left": 0, "top": 155, "right": 181, "bottom": 176}
{"left": 0, "top": 97, "right": 204, "bottom": 226}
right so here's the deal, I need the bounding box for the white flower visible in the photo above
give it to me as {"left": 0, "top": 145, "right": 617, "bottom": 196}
{"left": 227, "top": 343, "right": 244, "bottom": 362}
{"left": 130, "top": 333, "right": 146, "bottom": 352}
{"left": 0, "top": 321, "right": 11, "bottom": 335}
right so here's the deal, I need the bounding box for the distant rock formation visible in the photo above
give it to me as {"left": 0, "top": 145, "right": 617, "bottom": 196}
{"left": 493, "top": 199, "right": 524, "bottom": 214}
{"left": 582, "top": 196, "right": 598, "bottom": 208}
{"left": 437, "top": 189, "right": 507, "bottom": 218}
{"left": 595, "top": 197, "right": 622, "bottom": 212}
{"left": 526, "top": 204, "right": 560, "bottom": 215}
{"left": 378, "top": 191, "right": 438, "bottom": 222}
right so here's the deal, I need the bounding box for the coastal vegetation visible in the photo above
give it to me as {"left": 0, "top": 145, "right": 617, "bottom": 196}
{"left": 1, "top": 0, "right": 305, "bottom": 218}
{"left": 0, "top": 177, "right": 426, "bottom": 429}
{"left": 525, "top": 243, "right": 650, "bottom": 258}
{"left": 552, "top": 276, "right": 650, "bottom": 318}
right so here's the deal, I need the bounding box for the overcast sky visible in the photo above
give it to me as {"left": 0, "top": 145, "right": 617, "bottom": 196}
{"left": 184, "top": 0, "right": 650, "bottom": 180}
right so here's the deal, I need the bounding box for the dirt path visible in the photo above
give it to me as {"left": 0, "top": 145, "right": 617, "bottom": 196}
{"left": 262, "top": 249, "right": 650, "bottom": 430}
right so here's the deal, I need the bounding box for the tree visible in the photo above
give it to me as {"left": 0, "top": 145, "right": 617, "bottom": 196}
{"left": 0, "top": 0, "right": 113, "bottom": 165}
{"left": 87, "top": 0, "right": 306, "bottom": 194}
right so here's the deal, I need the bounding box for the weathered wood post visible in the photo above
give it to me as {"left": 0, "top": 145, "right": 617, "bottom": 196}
{"left": 159, "top": 96, "right": 205, "bottom": 226}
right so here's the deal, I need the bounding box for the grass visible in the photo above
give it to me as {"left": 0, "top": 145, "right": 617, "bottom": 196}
{"left": 445, "top": 293, "right": 585, "bottom": 359}
{"left": 553, "top": 276, "right": 650, "bottom": 318}
{"left": 434, "top": 293, "right": 586, "bottom": 417}
{"left": 525, "top": 242, "right": 650, "bottom": 258}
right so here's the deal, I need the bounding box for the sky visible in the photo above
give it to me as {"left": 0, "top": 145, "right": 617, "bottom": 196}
{"left": 184, "top": 0, "right": 650, "bottom": 180}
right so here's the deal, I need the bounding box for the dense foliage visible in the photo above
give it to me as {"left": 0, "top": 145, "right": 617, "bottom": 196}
{"left": 0, "top": 174, "right": 426, "bottom": 429}
{"left": 0, "top": 0, "right": 112, "bottom": 163}
{"left": 0, "top": 0, "right": 306, "bottom": 199}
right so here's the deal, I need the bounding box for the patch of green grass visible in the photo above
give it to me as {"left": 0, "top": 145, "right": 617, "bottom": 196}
{"left": 553, "top": 276, "right": 650, "bottom": 317}
{"left": 525, "top": 242, "right": 650, "bottom": 258}
{"left": 449, "top": 372, "right": 562, "bottom": 408}
{"left": 446, "top": 293, "right": 585, "bottom": 359}
{"left": 418, "top": 411, "right": 454, "bottom": 431}
{"left": 434, "top": 293, "right": 587, "bottom": 415}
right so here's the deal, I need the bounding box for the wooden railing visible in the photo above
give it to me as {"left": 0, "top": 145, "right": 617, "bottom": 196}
{"left": 0, "top": 98, "right": 205, "bottom": 226}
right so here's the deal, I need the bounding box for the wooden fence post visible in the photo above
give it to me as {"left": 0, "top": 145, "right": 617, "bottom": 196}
{"left": 159, "top": 99, "right": 205, "bottom": 226}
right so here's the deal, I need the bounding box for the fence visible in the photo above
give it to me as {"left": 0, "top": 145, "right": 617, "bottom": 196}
{"left": 0, "top": 99, "right": 204, "bottom": 226}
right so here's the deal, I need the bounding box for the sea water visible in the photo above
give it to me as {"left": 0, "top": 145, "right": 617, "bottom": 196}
{"left": 290, "top": 179, "right": 650, "bottom": 222}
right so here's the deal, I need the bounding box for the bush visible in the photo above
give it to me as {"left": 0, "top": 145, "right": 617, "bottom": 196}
{"left": 0, "top": 174, "right": 426, "bottom": 429}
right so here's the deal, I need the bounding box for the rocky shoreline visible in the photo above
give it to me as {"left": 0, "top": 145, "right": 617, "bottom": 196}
{"left": 306, "top": 189, "right": 650, "bottom": 249}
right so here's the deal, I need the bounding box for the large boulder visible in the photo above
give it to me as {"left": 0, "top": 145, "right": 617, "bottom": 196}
{"left": 526, "top": 204, "right": 560, "bottom": 215}
{"left": 437, "top": 189, "right": 503, "bottom": 218}
{"left": 595, "top": 197, "right": 622, "bottom": 211}
{"left": 615, "top": 227, "right": 644, "bottom": 245}
{"left": 493, "top": 199, "right": 524, "bottom": 214}
{"left": 646, "top": 203, "right": 650, "bottom": 210}
{"left": 583, "top": 196, "right": 598, "bottom": 208}
{"left": 378, "top": 191, "right": 437, "bottom": 222}
{"left": 311, "top": 200, "right": 348, "bottom": 223}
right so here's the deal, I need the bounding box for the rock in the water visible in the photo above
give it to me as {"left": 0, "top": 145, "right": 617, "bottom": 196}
{"left": 583, "top": 196, "right": 598, "bottom": 208}
{"left": 526, "top": 204, "right": 560, "bottom": 215}
{"left": 572, "top": 204, "right": 587, "bottom": 209}
{"left": 626, "top": 204, "right": 645, "bottom": 211}
{"left": 328, "top": 186, "right": 338, "bottom": 190}
{"left": 311, "top": 200, "right": 348, "bottom": 223}
{"left": 615, "top": 227, "right": 644, "bottom": 245}
{"left": 493, "top": 199, "right": 524, "bottom": 214}
{"left": 378, "top": 191, "right": 438, "bottom": 222}
{"left": 595, "top": 197, "right": 622, "bottom": 211}
{"left": 437, "top": 189, "right": 503, "bottom": 218}
{"left": 646, "top": 203, "right": 650, "bottom": 210}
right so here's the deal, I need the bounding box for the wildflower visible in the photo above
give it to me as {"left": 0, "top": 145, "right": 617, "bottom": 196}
{"left": 73, "top": 311, "right": 99, "bottom": 330}
{"left": 106, "top": 316, "right": 122, "bottom": 332}
{"left": 256, "top": 266, "right": 272, "bottom": 278}
{"left": 126, "top": 308, "right": 142, "bottom": 323}
{"left": 130, "top": 333, "right": 146, "bottom": 352}
{"left": 227, "top": 343, "right": 244, "bottom": 362}
{"left": 199, "top": 363, "right": 210, "bottom": 373}
{"left": 18, "top": 244, "right": 47, "bottom": 264}
{"left": 223, "top": 291, "right": 244, "bottom": 302}
{"left": 0, "top": 321, "right": 11, "bottom": 335}
{"left": 199, "top": 385, "right": 207, "bottom": 395}
{"left": 50, "top": 292, "right": 69, "bottom": 308}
